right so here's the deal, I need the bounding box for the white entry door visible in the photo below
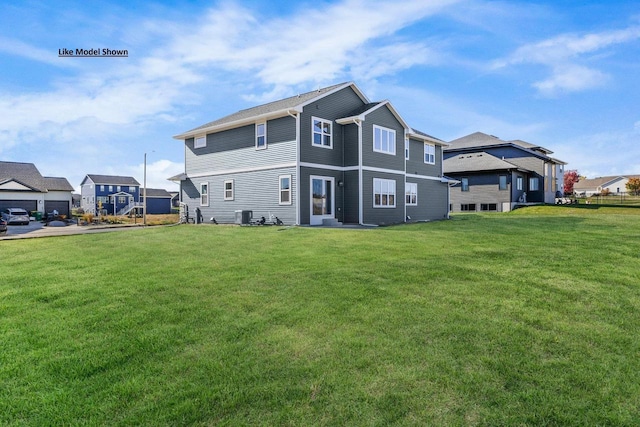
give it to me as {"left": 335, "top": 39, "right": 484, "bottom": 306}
{"left": 310, "top": 176, "right": 334, "bottom": 225}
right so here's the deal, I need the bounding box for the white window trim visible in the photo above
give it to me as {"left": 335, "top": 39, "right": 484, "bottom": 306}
{"left": 516, "top": 176, "right": 523, "bottom": 191}
{"left": 373, "top": 125, "right": 396, "bottom": 155}
{"left": 312, "top": 117, "right": 333, "bottom": 149}
{"left": 406, "top": 182, "right": 417, "bottom": 206}
{"left": 279, "top": 175, "right": 292, "bottom": 205}
{"left": 424, "top": 143, "right": 435, "bottom": 165}
{"left": 405, "top": 138, "right": 410, "bottom": 160}
{"left": 373, "top": 178, "right": 396, "bottom": 208}
{"left": 529, "top": 177, "right": 539, "bottom": 191}
{"left": 194, "top": 135, "right": 206, "bottom": 149}
{"left": 200, "top": 182, "right": 209, "bottom": 206}
{"left": 255, "top": 122, "right": 267, "bottom": 150}
{"left": 223, "top": 179, "right": 234, "bottom": 201}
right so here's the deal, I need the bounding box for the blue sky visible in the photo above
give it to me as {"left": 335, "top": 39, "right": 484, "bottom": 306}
{"left": 1, "top": 0, "right": 639, "bottom": 191}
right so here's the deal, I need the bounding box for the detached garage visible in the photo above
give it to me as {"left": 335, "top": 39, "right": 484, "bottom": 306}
{"left": 0, "top": 161, "right": 74, "bottom": 218}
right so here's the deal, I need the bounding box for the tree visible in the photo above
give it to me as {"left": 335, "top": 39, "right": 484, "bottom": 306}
{"left": 626, "top": 177, "right": 640, "bottom": 196}
{"left": 563, "top": 170, "right": 580, "bottom": 194}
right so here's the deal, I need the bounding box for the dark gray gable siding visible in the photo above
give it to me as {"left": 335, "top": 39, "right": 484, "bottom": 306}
{"left": 406, "top": 179, "right": 448, "bottom": 221}
{"left": 362, "top": 170, "right": 405, "bottom": 225}
{"left": 406, "top": 137, "right": 441, "bottom": 177}
{"left": 267, "top": 116, "right": 296, "bottom": 144}
{"left": 361, "top": 106, "right": 405, "bottom": 172}
{"left": 299, "top": 87, "right": 366, "bottom": 167}
{"left": 343, "top": 123, "right": 359, "bottom": 167}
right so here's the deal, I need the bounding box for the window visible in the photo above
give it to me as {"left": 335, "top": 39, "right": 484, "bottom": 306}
{"left": 461, "top": 177, "right": 469, "bottom": 192}
{"left": 256, "top": 123, "right": 266, "bottom": 150}
{"left": 373, "top": 125, "right": 396, "bottom": 155}
{"left": 279, "top": 175, "right": 292, "bottom": 205}
{"left": 117, "top": 185, "right": 121, "bottom": 192}
{"left": 118, "top": 196, "right": 127, "bottom": 204}
{"left": 373, "top": 178, "right": 396, "bottom": 208}
{"left": 405, "top": 138, "right": 409, "bottom": 160}
{"left": 194, "top": 136, "right": 206, "bottom": 149}
{"left": 130, "top": 186, "right": 136, "bottom": 193}
{"left": 461, "top": 204, "right": 476, "bottom": 211}
{"left": 100, "top": 185, "right": 105, "bottom": 191}
{"left": 200, "top": 183, "right": 209, "bottom": 206}
{"left": 499, "top": 175, "right": 508, "bottom": 190}
{"left": 406, "top": 182, "right": 417, "bottom": 206}
{"left": 224, "top": 180, "right": 234, "bottom": 201}
{"left": 529, "top": 177, "right": 539, "bottom": 191}
{"left": 481, "top": 203, "right": 497, "bottom": 211}
{"left": 97, "top": 196, "right": 108, "bottom": 204}
{"left": 312, "top": 117, "right": 332, "bottom": 148}
{"left": 109, "top": 185, "right": 113, "bottom": 192}
{"left": 424, "top": 143, "right": 435, "bottom": 164}
{"left": 516, "top": 176, "right": 523, "bottom": 191}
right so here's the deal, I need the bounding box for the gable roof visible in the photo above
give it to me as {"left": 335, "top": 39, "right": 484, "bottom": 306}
{"left": 142, "top": 188, "right": 172, "bottom": 198}
{"left": 444, "top": 152, "right": 527, "bottom": 174}
{"left": 0, "top": 161, "right": 73, "bottom": 193}
{"left": 446, "top": 132, "right": 563, "bottom": 163}
{"left": 174, "top": 82, "right": 367, "bottom": 139}
{"left": 82, "top": 174, "right": 140, "bottom": 186}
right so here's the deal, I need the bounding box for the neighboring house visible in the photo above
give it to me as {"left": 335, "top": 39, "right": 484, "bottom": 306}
{"left": 0, "top": 161, "right": 74, "bottom": 216}
{"left": 169, "top": 191, "right": 180, "bottom": 208}
{"left": 171, "top": 82, "right": 452, "bottom": 226}
{"left": 80, "top": 174, "right": 141, "bottom": 215}
{"left": 140, "top": 188, "right": 174, "bottom": 214}
{"left": 444, "top": 132, "right": 566, "bottom": 212}
{"left": 573, "top": 175, "right": 640, "bottom": 196}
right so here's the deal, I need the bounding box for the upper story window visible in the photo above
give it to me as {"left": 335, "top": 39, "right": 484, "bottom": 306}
{"left": 100, "top": 185, "right": 105, "bottom": 191}
{"left": 109, "top": 185, "right": 113, "bottom": 192}
{"left": 256, "top": 123, "right": 266, "bottom": 150}
{"left": 224, "top": 180, "right": 234, "bottom": 201}
{"left": 194, "top": 136, "right": 206, "bottom": 149}
{"left": 499, "top": 175, "right": 508, "bottom": 190}
{"left": 406, "top": 182, "right": 417, "bottom": 206}
{"left": 373, "top": 178, "right": 396, "bottom": 208}
{"left": 117, "top": 185, "right": 121, "bottom": 192}
{"left": 312, "top": 117, "right": 332, "bottom": 148}
{"left": 405, "top": 138, "right": 410, "bottom": 160}
{"left": 373, "top": 125, "right": 396, "bottom": 155}
{"left": 461, "top": 177, "right": 469, "bottom": 192}
{"left": 424, "top": 143, "right": 435, "bottom": 164}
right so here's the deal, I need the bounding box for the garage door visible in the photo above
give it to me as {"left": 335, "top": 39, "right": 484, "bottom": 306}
{"left": 0, "top": 200, "right": 38, "bottom": 213}
{"left": 44, "top": 201, "right": 71, "bottom": 217}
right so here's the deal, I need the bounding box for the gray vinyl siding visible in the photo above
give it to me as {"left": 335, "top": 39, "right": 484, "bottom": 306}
{"left": 406, "top": 179, "right": 448, "bottom": 221}
{"left": 343, "top": 123, "right": 359, "bottom": 167}
{"left": 406, "top": 137, "right": 442, "bottom": 178}
{"left": 449, "top": 172, "right": 512, "bottom": 212}
{"left": 299, "top": 87, "right": 365, "bottom": 166}
{"left": 299, "top": 166, "right": 345, "bottom": 225}
{"left": 182, "top": 167, "right": 296, "bottom": 225}
{"left": 185, "top": 118, "right": 296, "bottom": 175}
{"left": 343, "top": 170, "right": 359, "bottom": 224}
{"left": 361, "top": 107, "right": 405, "bottom": 172}
{"left": 483, "top": 147, "right": 545, "bottom": 175}
{"left": 362, "top": 170, "right": 405, "bottom": 225}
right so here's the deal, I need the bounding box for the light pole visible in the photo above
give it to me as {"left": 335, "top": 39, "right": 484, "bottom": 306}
{"left": 143, "top": 152, "right": 148, "bottom": 226}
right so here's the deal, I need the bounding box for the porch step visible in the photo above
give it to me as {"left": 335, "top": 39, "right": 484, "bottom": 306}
{"left": 322, "top": 218, "right": 342, "bottom": 227}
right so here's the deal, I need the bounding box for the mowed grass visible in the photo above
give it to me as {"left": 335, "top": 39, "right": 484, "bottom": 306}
{"left": 1, "top": 206, "right": 639, "bottom": 425}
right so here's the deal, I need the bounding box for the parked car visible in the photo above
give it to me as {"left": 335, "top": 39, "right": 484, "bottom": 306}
{"left": 2, "top": 208, "right": 30, "bottom": 225}
{"left": 0, "top": 217, "right": 7, "bottom": 234}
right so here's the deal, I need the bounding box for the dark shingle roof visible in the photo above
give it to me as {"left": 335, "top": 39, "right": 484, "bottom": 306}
{"left": 85, "top": 174, "right": 140, "bottom": 186}
{"left": 410, "top": 128, "right": 445, "bottom": 143}
{"left": 0, "top": 161, "right": 72, "bottom": 192}
{"left": 446, "top": 132, "right": 562, "bottom": 162}
{"left": 143, "top": 188, "right": 172, "bottom": 198}
{"left": 180, "top": 82, "right": 352, "bottom": 136}
{"left": 444, "top": 152, "right": 525, "bottom": 174}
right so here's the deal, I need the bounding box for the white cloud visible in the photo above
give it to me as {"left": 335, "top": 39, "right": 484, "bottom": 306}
{"left": 494, "top": 26, "right": 640, "bottom": 96}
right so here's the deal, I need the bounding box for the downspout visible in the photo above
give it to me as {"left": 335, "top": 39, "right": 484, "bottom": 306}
{"left": 288, "top": 110, "right": 300, "bottom": 225}
{"left": 356, "top": 119, "right": 364, "bottom": 225}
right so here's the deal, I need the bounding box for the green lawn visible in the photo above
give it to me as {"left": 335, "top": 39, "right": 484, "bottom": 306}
{"left": 1, "top": 206, "right": 639, "bottom": 425}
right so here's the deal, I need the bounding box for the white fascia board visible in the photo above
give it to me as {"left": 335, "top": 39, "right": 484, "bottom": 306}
{"left": 407, "top": 132, "right": 450, "bottom": 146}
{"left": 173, "top": 107, "right": 303, "bottom": 140}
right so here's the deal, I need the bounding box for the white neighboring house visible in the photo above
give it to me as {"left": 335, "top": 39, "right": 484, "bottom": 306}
{"left": 0, "top": 161, "right": 74, "bottom": 217}
{"left": 573, "top": 175, "right": 640, "bottom": 196}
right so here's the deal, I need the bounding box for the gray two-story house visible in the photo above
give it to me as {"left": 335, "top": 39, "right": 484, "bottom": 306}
{"left": 444, "top": 132, "right": 566, "bottom": 212}
{"left": 171, "top": 82, "right": 452, "bottom": 226}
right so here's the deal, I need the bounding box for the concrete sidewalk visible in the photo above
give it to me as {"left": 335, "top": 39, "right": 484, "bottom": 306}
{"left": 0, "top": 222, "right": 149, "bottom": 240}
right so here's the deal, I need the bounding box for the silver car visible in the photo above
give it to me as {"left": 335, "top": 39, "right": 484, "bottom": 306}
{"left": 2, "top": 208, "right": 30, "bottom": 225}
